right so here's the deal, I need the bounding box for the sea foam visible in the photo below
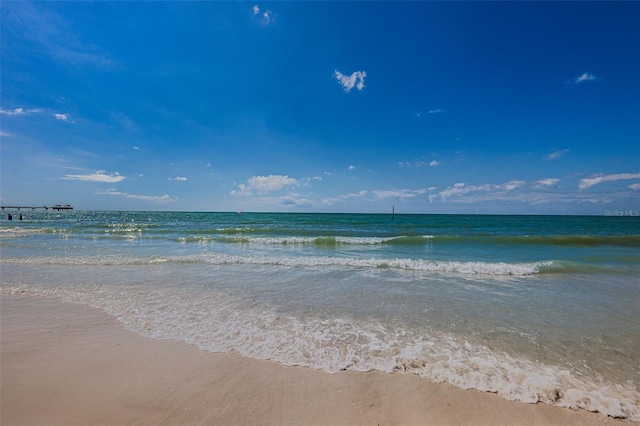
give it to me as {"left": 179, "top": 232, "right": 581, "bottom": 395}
{"left": 3, "top": 281, "right": 638, "bottom": 421}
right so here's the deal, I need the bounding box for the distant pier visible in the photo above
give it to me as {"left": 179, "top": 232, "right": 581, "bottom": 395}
{"left": 1, "top": 204, "right": 73, "bottom": 211}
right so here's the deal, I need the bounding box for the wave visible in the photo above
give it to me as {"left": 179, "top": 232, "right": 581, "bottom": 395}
{"left": 96, "top": 233, "right": 640, "bottom": 248}
{"left": 1, "top": 252, "right": 549, "bottom": 276}
{"left": 0, "top": 228, "right": 48, "bottom": 238}
{"left": 175, "top": 235, "right": 434, "bottom": 246}
{"left": 3, "top": 285, "right": 638, "bottom": 421}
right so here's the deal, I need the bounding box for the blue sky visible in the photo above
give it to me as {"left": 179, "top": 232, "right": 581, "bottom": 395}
{"left": 1, "top": 1, "right": 639, "bottom": 214}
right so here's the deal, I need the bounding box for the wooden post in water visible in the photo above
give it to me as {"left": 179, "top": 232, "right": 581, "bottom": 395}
{"left": 392, "top": 206, "right": 395, "bottom": 219}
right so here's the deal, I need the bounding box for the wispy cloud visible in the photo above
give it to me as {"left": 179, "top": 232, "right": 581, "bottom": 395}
{"left": 545, "top": 149, "right": 569, "bottom": 160}
{"left": 322, "top": 187, "right": 433, "bottom": 207}
{"left": 99, "top": 189, "right": 177, "bottom": 203}
{"left": 371, "top": 188, "right": 428, "bottom": 200}
{"left": 231, "top": 174, "right": 299, "bottom": 196}
{"left": 169, "top": 176, "right": 187, "bottom": 182}
{"left": 416, "top": 109, "right": 446, "bottom": 117}
{"left": 579, "top": 172, "right": 640, "bottom": 190}
{"left": 348, "top": 165, "right": 356, "bottom": 171}
{"left": 629, "top": 183, "right": 640, "bottom": 191}
{"left": 0, "top": 107, "right": 25, "bottom": 115}
{"left": 301, "top": 176, "right": 322, "bottom": 186}
{"left": 533, "top": 178, "right": 560, "bottom": 189}
{"left": 62, "top": 171, "right": 126, "bottom": 183}
{"left": 3, "top": 2, "right": 116, "bottom": 69}
{"left": 334, "top": 70, "right": 366, "bottom": 92}
{"left": 571, "top": 72, "right": 597, "bottom": 84}
{"left": 398, "top": 159, "right": 439, "bottom": 168}
{"left": 430, "top": 180, "right": 526, "bottom": 203}
{"left": 1, "top": 107, "right": 72, "bottom": 123}
{"left": 277, "top": 195, "right": 314, "bottom": 208}
{"left": 0, "top": 107, "right": 40, "bottom": 115}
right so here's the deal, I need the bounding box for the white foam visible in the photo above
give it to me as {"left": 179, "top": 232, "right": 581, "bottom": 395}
{"left": 2, "top": 282, "right": 638, "bottom": 421}
{"left": 0, "top": 227, "right": 47, "bottom": 238}
{"left": 0, "top": 252, "right": 549, "bottom": 276}
{"left": 186, "top": 253, "right": 547, "bottom": 276}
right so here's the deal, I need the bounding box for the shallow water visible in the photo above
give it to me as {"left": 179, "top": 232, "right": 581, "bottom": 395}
{"left": 1, "top": 211, "right": 638, "bottom": 419}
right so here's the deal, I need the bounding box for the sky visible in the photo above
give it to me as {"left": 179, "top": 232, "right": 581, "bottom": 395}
{"left": 1, "top": 1, "right": 639, "bottom": 214}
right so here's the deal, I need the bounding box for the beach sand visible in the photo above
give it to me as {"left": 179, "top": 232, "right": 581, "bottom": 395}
{"left": 1, "top": 295, "right": 628, "bottom": 426}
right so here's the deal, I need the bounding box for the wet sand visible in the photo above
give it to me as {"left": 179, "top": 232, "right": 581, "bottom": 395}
{"left": 0, "top": 295, "right": 628, "bottom": 425}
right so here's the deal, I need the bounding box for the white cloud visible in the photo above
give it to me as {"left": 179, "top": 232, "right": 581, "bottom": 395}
{"left": 62, "top": 171, "right": 126, "bottom": 183}
{"left": 322, "top": 190, "right": 371, "bottom": 206}
{"left": 572, "top": 72, "right": 597, "bottom": 84}
{"left": 0, "top": 107, "right": 25, "bottom": 115}
{"left": 301, "top": 176, "right": 322, "bottom": 186}
{"left": 334, "top": 70, "right": 366, "bottom": 92}
{"left": 545, "top": 149, "right": 569, "bottom": 160}
{"left": 133, "top": 146, "right": 140, "bottom": 150}
{"left": 323, "top": 187, "right": 432, "bottom": 206}
{"left": 0, "top": 107, "right": 40, "bottom": 115}
{"left": 99, "top": 189, "right": 177, "bottom": 203}
{"left": 629, "top": 183, "right": 640, "bottom": 191}
{"left": 348, "top": 165, "right": 356, "bottom": 171}
{"left": 252, "top": 5, "right": 272, "bottom": 25}
{"left": 230, "top": 174, "right": 299, "bottom": 196}
{"left": 503, "top": 180, "right": 526, "bottom": 191}
{"left": 398, "top": 160, "right": 439, "bottom": 168}
{"left": 430, "top": 180, "right": 525, "bottom": 202}
{"left": 53, "top": 113, "right": 69, "bottom": 122}
{"left": 579, "top": 173, "right": 640, "bottom": 190}
{"left": 277, "top": 195, "right": 314, "bottom": 208}
{"left": 533, "top": 178, "right": 560, "bottom": 188}
{"left": 371, "top": 188, "right": 428, "bottom": 200}
{"left": 263, "top": 10, "right": 272, "bottom": 24}
{"left": 169, "top": 176, "right": 187, "bottom": 182}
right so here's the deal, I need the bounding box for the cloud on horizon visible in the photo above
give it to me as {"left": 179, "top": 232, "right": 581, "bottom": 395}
{"left": 429, "top": 180, "right": 526, "bottom": 203}
{"left": 99, "top": 189, "right": 177, "bottom": 203}
{"left": 231, "top": 174, "right": 300, "bottom": 196}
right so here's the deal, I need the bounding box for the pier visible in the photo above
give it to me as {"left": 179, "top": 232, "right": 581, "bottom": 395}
{"left": 1, "top": 204, "right": 73, "bottom": 211}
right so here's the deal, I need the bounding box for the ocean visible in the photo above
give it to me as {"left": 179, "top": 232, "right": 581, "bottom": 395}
{"left": 1, "top": 211, "right": 638, "bottom": 420}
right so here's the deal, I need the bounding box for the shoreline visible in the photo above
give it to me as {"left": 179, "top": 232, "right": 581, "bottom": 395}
{"left": 1, "top": 294, "right": 629, "bottom": 425}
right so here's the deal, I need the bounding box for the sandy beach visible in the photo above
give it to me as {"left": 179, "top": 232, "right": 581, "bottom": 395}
{"left": 1, "top": 295, "right": 628, "bottom": 426}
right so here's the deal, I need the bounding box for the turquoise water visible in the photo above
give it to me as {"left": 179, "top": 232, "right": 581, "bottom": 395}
{"left": 1, "top": 211, "right": 639, "bottom": 419}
